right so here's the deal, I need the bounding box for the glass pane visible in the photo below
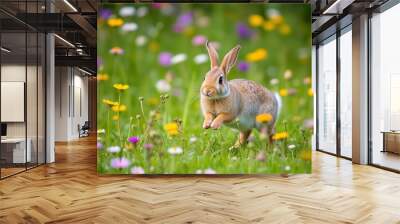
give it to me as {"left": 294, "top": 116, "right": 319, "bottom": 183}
{"left": 340, "top": 29, "right": 352, "bottom": 158}
{"left": 318, "top": 37, "right": 337, "bottom": 154}
{"left": 371, "top": 5, "right": 400, "bottom": 171}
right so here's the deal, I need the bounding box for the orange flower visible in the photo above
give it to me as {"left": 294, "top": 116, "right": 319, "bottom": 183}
{"left": 97, "top": 73, "right": 109, "bottom": 81}
{"left": 246, "top": 48, "right": 268, "bottom": 62}
{"left": 107, "top": 18, "right": 123, "bottom": 27}
{"left": 164, "top": 122, "right": 179, "bottom": 136}
{"left": 263, "top": 20, "right": 275, "bottom": 31}
{"left": 248, "top": 14, "right": 264, "bottom": 27}
{"left": 256, "top": 113, "right": 273, "bottom": 123}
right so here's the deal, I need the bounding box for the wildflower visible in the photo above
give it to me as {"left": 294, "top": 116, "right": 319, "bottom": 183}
{"left": 171, "top": 53, "right": 187, "bottom": 64}
{"left": 107, "top": 146, "right": 121, "bottom": 153}
{"left": 300, "top": 150, "right": 312, "bottom": 161}
{"left": 303, "top": 119, "right": 314, "bottom": 129}
{"left": 112, "top": 115, "right": 119, "bottom": 120}
{"left": 144, "top": 143, "right": 154, "bottom": 150}
{"left": 272, "top": 132, "right": 288, "bottom": 140}
{"left": 270, "top": 78, "right": 279, "bottom": 85}
{"left": 237, "top": 61, "right": 250, "bottom": 72}
{"left": 283, "top": 70, "right": 292, "bottom": 80}
{"left": 97, "top": 142, "right": 103, "bottom": 149}
{"left": 194, "top": 54, "right": 208, "bottom": 64}
{"left": 99, "top": 8, "right": 113, "bottom": 20}
{"left": 256, "top": 151, "right": 266, "bottom": 161}
{"left": 303, "top": 77, "right": 311, "bottom": 84}
{"left": 248, "top": 14, "right": 264, "bottom": 27}
{"left": 279, "top": 88, "right": 288, "bottom": 96}
{"left": 97, "top": 129, "right": 105, "bottom": 134}
{"left": 246, "top": 48, "right": 268, "bottom": 62}
{"left": 113, "top": 83, "right": 129, "bottom": 91}
{"left": 158, "top": 52, "right": 173, "bottom": 66}
{"left": 192, "top": 35, "right": 207, "bottom": 46}
{"left": 189, "top": 136, "right": 197, "bottom": 143}
{"left": 173, "top": 12, "right": 193, "bottom": 32}
{"left": 279, "top": 24, "right": 291, "bottom": 35}
{"left": 121, "top": 22, "right": 138, "bottom": 32}
{"left": 110, "top": 157, "right": 130, "bottom": 168}
{"left": 156, "top": 79, "right": 171, "bottom": 93}
{"left": 110, "top": 47, "right": 124, "bottom": 55}
{"left": 288, "top": 144, "right": 296, "bottom": 150}
{"left": 111, "top": 104, "right": 127, "bottom": 112}
{"left": 136, "top": 35, "right": 147, "bottom": 46}
{"left": 196, "top": 16, "right": 209, "bottom": 27}
{"left": 284, "top": 165, "right": 291, "bottom": 172}
{"left": 164, "top": 122, "right": 179, "bottom": 136}
{"left": 256, "top": 113, "right": 273, "bottom": 123}
{"left": 195, "top": 169, "right": 203, "bottom": 174}
{"left": 263, "top": 20, "right": 275, "bottom": 31}
{"left": 149, "top": 41, "right": 159, "bottom": 52}
{"left": 102, "top": 99, "right": 119, "bottom": 107}
{"left": 131, "top": 166, "right": 145, "bottom": 174}
{"left": 119, "top": 6, "right": 135, "bottom": 17}
{"left": 128, "top": 136, "right": 140, "bottom": 144}
{"left": 308, "top": 88, "right": 314, "bottom": 96}
{"left": 137, "top": 6, "right": 148, "bottom": 17}
{"left": 204, "top": 168, "right": 216, "bottom": 174}
{"left": 107, "top": 18, "right": 124, "bottom": 27}
{"left": 236, "top": 23, "right": 253, "bottom": 39}
{"left": 167, "top": 146, "right": 183, "bottom": 155}
{"left": 97, "top": 73, "right": 109, "bottom": 81}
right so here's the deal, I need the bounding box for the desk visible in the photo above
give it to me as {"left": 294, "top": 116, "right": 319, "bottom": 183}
{"left": 1, "top": 138, "right": 31, "bottom": 163}
{"left": 382, "top": 131, "right": 400, "bottom": 155}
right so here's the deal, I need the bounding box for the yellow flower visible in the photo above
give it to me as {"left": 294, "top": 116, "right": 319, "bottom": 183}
{"left": 307, "top": 88, "right": 314, "bottom": 96}
{"left": 272, "top": 132, "right": 288, "bottom": 141}
{"left": 97, "top": 73, "right": 109, "bottom": 81}
{"left": 164, "top": 122, "right": 179, "bottom": 136}
{"left": 270, "top": 15, "right": 283, "bottom": 25}
{"left": 113, "top": 83, "right": 129, "bottom": 91}
{"left": 111, "top": 104, "right": 127, "bottom": 112}
{"left": 112, "top": 115, "right": 119, "bottom": 120}
{"left": 246, "top": 48, "right": 268, "bottom": 62}
{"left": 300, "top": 150, "right": 312, "bottom": 161}
{"left": 279, "top": 88, "right": 288, "bottom": 96}
{"left": 263, "top": 20, "right": 275, "bottom": 31}
{"left": 248, "top": 14, "right": 264, "bottom": 27}
{"left": 110, "top": 47, "right": 124, "bottom": 55}
{"left": 102, "top": 99, "right": 119, "bottom": 107}
{"left": 256, "top": 113, "right": 273, "bottom": 123}
{"left": 279, "top": 24, "right": 291, "bottom": 35}
{"left": 107, "top": 18, "right": 123, "bottom": 27}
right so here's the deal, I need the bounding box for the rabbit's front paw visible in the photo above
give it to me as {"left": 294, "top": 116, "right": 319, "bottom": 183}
{"left": 210, "top": 120, "right": 223, "bottom": 129}
{"left": 203, "top": 119, "right": 212, "bottom": 129}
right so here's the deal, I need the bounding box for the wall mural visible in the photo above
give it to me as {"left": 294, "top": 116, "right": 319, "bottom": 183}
{"left": 97, "top": 3, "right": 312, "bottom": 174}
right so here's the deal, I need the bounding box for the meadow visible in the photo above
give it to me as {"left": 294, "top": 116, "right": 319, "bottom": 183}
{"left": 97, "top": 3, "right": 313, "bottom": 174}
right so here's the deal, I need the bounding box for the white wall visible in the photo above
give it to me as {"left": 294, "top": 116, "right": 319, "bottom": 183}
{"left": 54, "top": 67, "right": 89, "bottom": 141}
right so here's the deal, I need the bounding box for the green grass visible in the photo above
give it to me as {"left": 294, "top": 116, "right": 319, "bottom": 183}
{"left": 97, "top": 3, "right": 312, "bottom": 174}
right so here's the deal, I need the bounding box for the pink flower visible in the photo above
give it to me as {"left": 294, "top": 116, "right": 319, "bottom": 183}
{"left": 131, "top": 166, "right": 145, "bottom": 174}
{"left": 192, "top": 35, "right": 206, "bottom": 46}
{"left": 128, "top": 136, "right": 140, "bottom": 144}
{"left": 110, "top": 157, "right": 130, "bottom": 168}
{"left": 204, "top": 168, "right": 216, "bottom": 174}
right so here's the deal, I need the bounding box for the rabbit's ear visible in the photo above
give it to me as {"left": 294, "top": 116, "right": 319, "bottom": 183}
{"left": 206, "top": 41, "right": 219, "bottom": 68}
{"left": 220, "top": 45, "right": 241, "bottom": 75}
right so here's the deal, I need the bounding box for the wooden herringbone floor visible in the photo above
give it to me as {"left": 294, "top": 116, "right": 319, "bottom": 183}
{"left": 1, "top": 136, "right": 400, "bottom": 224}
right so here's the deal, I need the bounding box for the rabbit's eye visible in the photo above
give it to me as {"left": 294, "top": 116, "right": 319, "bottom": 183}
{"left": 218, "top": 76, "right": 224, "bottom": 85}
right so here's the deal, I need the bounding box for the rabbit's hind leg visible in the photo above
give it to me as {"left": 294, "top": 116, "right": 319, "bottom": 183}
{"left": 231, "top": 130, "right": 252, "bottom": 149}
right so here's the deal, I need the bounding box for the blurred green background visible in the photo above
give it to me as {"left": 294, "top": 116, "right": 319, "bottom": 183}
{"left": 97, "top": 3, "right": 312, "bottom": 174}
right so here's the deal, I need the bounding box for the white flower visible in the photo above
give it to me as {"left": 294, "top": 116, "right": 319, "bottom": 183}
{"left": 136, "top": 35, "right": 147, "bottom": 46}
{"left": 131, "top": 166, "right": 145, "bottom": 174}
{"left": 171, "top": 53, "right": 187, "bottom": 64}
{"left": 231, "top": 156, "right": 238, "bottom": 161}
{"left": 204, "top": 168, "right": 216, "bottom": 174}
{"left": 189, "top": 136, "right": 197, "bottom": 143}
{"left": 266, "top": 8, "right": 280, "bottom": 18}
{"left": 195, "top": 169, "right": 203, "bottom": 174}
{"left": 284, "top": 165, "right": 291, "bottom": 171}
{"left": 119, "top": 6, "right": 135, "bottom": 17}
{"left": 167, "top": 146, "right": 183, "bottom": 155}
{"left": 270, "top": 78, "right": 279, "bottom": 85}
{"left": 284, "top": 69, "right": 292, "bottom": 80}
{"left": 97, "top": 129, "right": 105, "bottom": 134}
{"left": 288, "top": 144, "right": 296, "bottom": 150}
{"left": 121, "top": 23, "right": 138, "bottom": 32}
{"left": 107, "top": 146, "right": 121, "bottom": 153}
{"left": 193, "top": 54, "right": 208, "bottom": 64}
{"left": 137, "top": 6, "right": 148, "bottom": 17}
{"left": 156, "top": 79, "right": 171, "bottom": 93}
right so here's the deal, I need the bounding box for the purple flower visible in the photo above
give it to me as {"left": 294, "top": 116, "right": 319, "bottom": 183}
{"left": 192, "top": 35, "right": 207, "bottom": 46}
{"left": 236, "top": 23, "right": 253, "bottom": 39}
{"left": 152, "top": 3, "right": 162, "bottom": 9}
{"left": 237, "top": 61, "right": 249, "bottom": 72}
{"left": 158, "top": 52, "right": 173, "bottom": 66}
{"left": 128, "top": 136, "right": 140, "bottom": 144}
{"left": 144, "top": 143, "right": 154, "bottom": 150}
{"left": 99, "top": 8, "right": 113, "bottom": 19}
{"left": 131, "top": 166, "right": 145, "bottom": 174}
{"left": 110, "top": 157, "right": 130, "bottom": 168}
{"left": 97, "top": 142, "right": 103, "bottom": 150}
{"left": 173, "top": 12, "right": 193, "bottom": 32}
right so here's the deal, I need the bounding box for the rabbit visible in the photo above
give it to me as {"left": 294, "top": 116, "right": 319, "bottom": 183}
{"left": 200, "top": 41, "right": 281, "bottom": 146}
